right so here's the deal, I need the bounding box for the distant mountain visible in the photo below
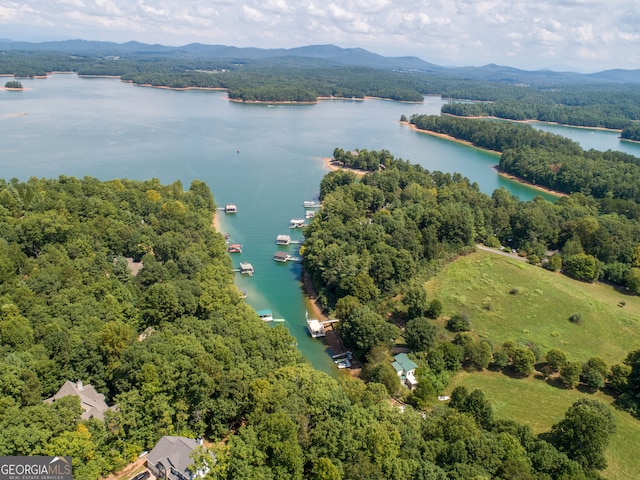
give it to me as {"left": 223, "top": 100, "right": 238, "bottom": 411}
{"left": 1, "top": 39, "right": 639, "bottom": 83}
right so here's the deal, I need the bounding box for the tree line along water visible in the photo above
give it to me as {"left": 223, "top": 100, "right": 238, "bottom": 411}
{"left": 2, "top": 74, "right": 638, "bottom": 374}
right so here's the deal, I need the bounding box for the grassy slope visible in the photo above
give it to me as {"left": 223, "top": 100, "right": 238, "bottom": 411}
{"left": 426, "top": 249, "right": 640, "bottom": 479}
{"left": 425, "top": 249, "right": 640, "bottom": 364}
{"left": 448, "top": 371, "right": 640, "bottom": 480}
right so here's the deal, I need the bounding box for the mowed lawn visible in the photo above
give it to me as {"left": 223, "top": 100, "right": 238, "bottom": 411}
{"left": 425, "top": 249, "right": 640, "bottom": 364}
{"left": 427, "top": 249, "right": 640, "bottom": 480}
{"left": 448, "top": 371, "right": 640, "bottom": 480}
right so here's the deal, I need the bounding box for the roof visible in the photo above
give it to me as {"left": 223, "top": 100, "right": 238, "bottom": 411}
{"left": 147, "top": 436, "right": 199, "bottom": 479}
{"left": 44, "top": 380, "right": 112, "bottom": 420}
{"left": 391, "top": 353, "right": 418, "bottom": 374}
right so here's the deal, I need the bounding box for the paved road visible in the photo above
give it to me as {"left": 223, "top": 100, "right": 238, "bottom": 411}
{"left": 476, "top": 244, "right": 528, "bottom": 262}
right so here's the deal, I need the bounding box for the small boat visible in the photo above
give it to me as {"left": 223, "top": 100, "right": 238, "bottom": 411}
{"left": 305, "top": 210, "right": 316, "bottom": 219}
{"left": 303, "top": 201, "right": 322, "bottom": 208}
{"left": 289, "top": 219, "right": 306, "bottom": 228}
{"left": 257, "top": 309, "right": 273, "bottom": 322}
{"left": 227, "top": 243, "right": 242, "bottom": 253}
{"left": 335, "top": 358, "right": 351, "bottom": 369}
{"left": 224, "top": 204, "right": 238, "bottom": 213}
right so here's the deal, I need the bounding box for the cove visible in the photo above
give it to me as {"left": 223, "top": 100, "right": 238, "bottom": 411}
{"left": 0, "top": 74, "right": 618, "bottom": 375}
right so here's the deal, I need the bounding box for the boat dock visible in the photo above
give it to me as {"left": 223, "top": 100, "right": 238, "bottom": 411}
{"left": 273, "top": 252, "right": 301, "bottom": 263}
{"left": 289, "top": 219, "right": 306, "bottom": 228}
{"left": 238, "top": 262, "right": 254, "bottom": 276}
{"left": 227, "top": 243, "right": 243, "bottom": 253}
{"left": 276, "top": 234, "right": 302, "bottom": 245}
{"left": 224, "top": 203, "right": 238, "bottom": 213}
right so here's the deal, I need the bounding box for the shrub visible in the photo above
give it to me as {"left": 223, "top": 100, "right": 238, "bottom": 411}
{"left": 569, "top": 313, "right": 583, "bottom": 324}
{"left": 527, "top": 254, "right": 540, "bottom": 265}
{"left": 427, "top": 299, "right": 443, "bottom": 318}
{"left": 447, "top": 313, "right": 471, "bottom": 332}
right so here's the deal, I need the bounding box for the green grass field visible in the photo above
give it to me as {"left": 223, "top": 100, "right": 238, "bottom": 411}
{"left": 426, "top": 249, "right": 640, "bottom": 479}
{"left": 448, "top": 371, "right": 640, "bottom": 480}
{"left": 425, "top": 249, "right": 640, "bottom": 364}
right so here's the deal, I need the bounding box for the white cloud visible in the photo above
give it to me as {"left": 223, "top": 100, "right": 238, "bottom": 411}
{"left": 0, "top": 0, "right": 638, "bottom": 71}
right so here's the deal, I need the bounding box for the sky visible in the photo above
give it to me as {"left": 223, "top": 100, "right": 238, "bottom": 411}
{"left": 1, "top": 0, "right": 639, "bottom": 73}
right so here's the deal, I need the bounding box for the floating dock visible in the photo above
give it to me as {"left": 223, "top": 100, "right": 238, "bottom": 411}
{"left": 276, "top": 234, "right": 291, "bottom": 245}
{"left": 224, "top": 203, "right": 238, "bottom": 213}
{"left": 239, "top": 262, "right": 254, "bottom": 276}
{"left": 273, "top": 252, "right": 301, "bottom": 263}
{"left": 289, "top": 219, "right": 306, "bottom": 228}
{"left": 307, "top": 318, "right": 326, "bottom": 338}
{"left": 227, "top": 243, "right": 242, "bottom": 253}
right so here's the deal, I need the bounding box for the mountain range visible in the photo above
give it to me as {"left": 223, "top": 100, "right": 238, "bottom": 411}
{"left": 1, "top": 38, "right": 639, "bottom": 84}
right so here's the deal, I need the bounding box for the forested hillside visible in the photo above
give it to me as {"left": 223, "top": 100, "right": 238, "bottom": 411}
{"left": 2, "top": 44, "right": 640, "bottom": 117}
{"left": 0, "top": 176, "right": 614, "bottom": 480}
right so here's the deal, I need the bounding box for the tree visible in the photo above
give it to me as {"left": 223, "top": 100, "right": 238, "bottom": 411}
{"left": 449, "top": 386, "right": 494, "bottom": 430}
{"left": 4, "top": 81, "right": 23, "bottom": 89}
{"left": 546, "top": 349, "right": 567, "bottom": 372}
{"left": 404, "top": 317, "right": 437, "bottom": 352}
{"left": 563, "top": 253, "right": 600, "bottom": 282}
{"left": 581, "top": 357, "right": 608, "bottom": 390}
{"left": 403, "top": 285, "right": 430, "bottom": 319}
{"left": 551, "top": 399, "right": 616, "bottom": 470}
{"left": 560, "top": 361, "right": 582, "bottom": 389}
{"left": 446, "top": 313, "right": 471, "bottom": 332}
{"left": 427, "top": 299, "right": 443, "bottom": 318}
{"left": 512, "top": 348, "right": 536, "bottom": 377}
{"left": 626, "top": 267, "right": 640, "bottom": 294}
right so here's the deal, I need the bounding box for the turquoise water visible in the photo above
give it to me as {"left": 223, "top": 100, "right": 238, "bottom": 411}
{"left": 1, "top": 75, "right": 624, "bottom": 375}
{"left": 530, "top": 122, "right": 640, "bottom": 156}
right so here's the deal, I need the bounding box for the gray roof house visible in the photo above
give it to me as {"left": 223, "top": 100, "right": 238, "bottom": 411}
{"left": 44, "top": 380, "right": 113, "bottom": 420}
{"left": 391, "top": 353, "right": 419, "bottom": 390}
{"left": 146, "top": 436, "right": 214, "bottom": 480}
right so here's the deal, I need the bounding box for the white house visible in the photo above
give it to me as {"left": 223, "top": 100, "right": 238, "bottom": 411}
{"left": 391, "top": 353, "right": 419, "bottom": 389}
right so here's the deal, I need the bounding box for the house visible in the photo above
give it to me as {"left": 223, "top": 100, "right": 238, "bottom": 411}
{"left": 44, "top": 380, "right": 113, "bottom": 420}
{"left": 146, "top": 436, "right": 214, "bottom": 480}
{"left": 391, "top": 353, "right": 418, "bottom": 390}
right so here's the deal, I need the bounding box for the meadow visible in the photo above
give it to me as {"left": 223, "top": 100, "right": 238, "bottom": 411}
{"left": 425, "top": 249, "right": 640, "bottom": 364}
{"left": 426, "top": 249, "right": 640, "bottom": 479}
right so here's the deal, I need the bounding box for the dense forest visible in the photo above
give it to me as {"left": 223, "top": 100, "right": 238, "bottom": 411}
{"left": 0, "top": 176, "right": 619, "bottom": 479}
{"left": 2, "top": 47, "right": 640, "bottom": 116}
{"left": 409, "top": 115, "right": 640, "bottom": 207}
{"left": 304, "top": 151, "right": 640, "bottom": 406}
{"left": 440, "top": 86, "right": 640, "bottom": 129}
{"left": 621, "top": 123, "right": 640, "bottom": 142}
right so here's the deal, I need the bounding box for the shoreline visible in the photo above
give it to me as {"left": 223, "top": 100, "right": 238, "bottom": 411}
{"left": 403, "top": 121, "right": 502, "bottom": 156}
{"left": 493, "top": 167, "right": 565, "bottom": 198}
{"left": 404, "top": 122, "right": 565, "bottom": 198}
{"left": 320, "top": 156, "right": 370, "bottom": 177}
{"left": 442, "top": 113, "right": 623, "bottom": 133}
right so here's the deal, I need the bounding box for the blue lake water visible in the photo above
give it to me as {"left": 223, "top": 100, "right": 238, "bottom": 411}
{"left": 2, "top": 74, "right": 636, "bottom": 375}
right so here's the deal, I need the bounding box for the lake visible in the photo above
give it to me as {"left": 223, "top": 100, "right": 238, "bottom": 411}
{"left": 2, "top": 74, "right": 637, "bottom": 375}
